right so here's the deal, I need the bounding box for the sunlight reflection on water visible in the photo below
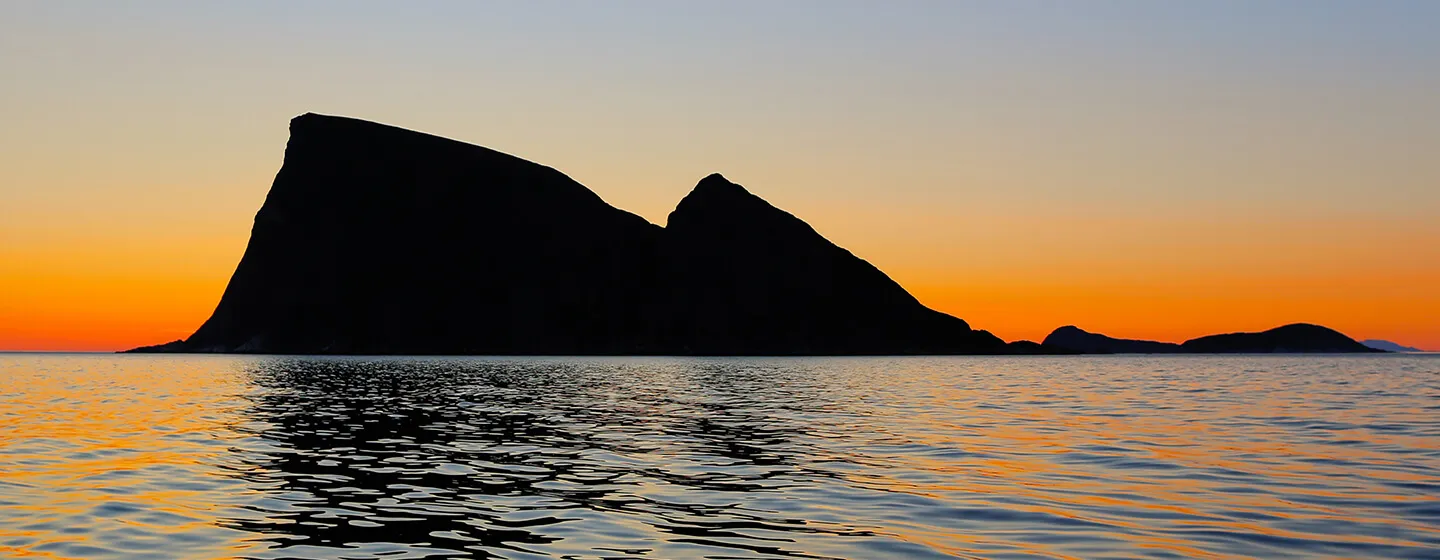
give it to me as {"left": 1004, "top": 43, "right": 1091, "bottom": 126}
{"left": 0, "top": 354, "right": 1437, "bottom": 559}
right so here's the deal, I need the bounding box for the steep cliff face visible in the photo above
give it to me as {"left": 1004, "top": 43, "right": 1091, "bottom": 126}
{"left": 156, "top": 113, "right": 1004, "bottom": 355}
{"left": 186, "top": 114, "right": 664, "bottom": 354}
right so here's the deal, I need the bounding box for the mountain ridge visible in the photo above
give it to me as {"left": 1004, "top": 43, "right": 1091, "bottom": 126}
{"left": 133, "top": 113, "right": 1012, "bottom": 355}
{"left": 125, "top": 114, "right": 1386, "bottom": 357}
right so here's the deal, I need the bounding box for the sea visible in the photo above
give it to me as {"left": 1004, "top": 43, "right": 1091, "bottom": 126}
{"left": 0, "top": 353, "right": 1436, "bottom": 559}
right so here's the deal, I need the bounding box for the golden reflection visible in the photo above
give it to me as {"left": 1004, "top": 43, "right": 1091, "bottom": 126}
{"left": 0, "top": 354, "right": 1436, "bottom": 558}
{"left": 834, "top": 356, "right": 1440, "bottom": 555}
{"left": 0, "top": 355, "right": 254, "bottom": 558}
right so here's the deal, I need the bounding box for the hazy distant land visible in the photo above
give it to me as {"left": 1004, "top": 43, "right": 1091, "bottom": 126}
{"left": 1362, "top": 339, "right": 1425, "bottom": 353}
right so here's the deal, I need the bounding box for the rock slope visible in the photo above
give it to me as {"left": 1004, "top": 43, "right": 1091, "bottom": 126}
{"left": 139, "top": 113, "right": 1009, "bottom": 355}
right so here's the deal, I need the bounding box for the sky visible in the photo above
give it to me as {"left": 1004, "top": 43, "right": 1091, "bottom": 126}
{"left": 1, "top": 1, "right": 1437, "bottom": 351}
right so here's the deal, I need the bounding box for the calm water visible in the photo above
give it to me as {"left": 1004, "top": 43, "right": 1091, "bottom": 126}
{"left": 0, "top": 355, "right": 1437, "bottom": 559}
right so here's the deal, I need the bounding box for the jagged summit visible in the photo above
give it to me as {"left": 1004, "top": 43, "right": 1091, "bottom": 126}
{"left": 668, "top": 173, "right": 764, "bottom": 225}
{"left": 134, "top": 114, "right": 1009, "bottom": 355}
{"left": 670, "top": 174, "right": 822, "bottom": 233}
{"left": 696, "top": 172, "right": 740, "bottom": 190}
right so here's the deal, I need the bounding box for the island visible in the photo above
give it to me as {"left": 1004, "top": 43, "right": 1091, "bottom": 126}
{"left": 129, "top": 113, "right": 1026, "bottom": 355}
{"left": 1042, "top": 324, "right": 1383, "bottom": 354}
{"left": 126, "top": 114, "right": 1386, "bottom": 357}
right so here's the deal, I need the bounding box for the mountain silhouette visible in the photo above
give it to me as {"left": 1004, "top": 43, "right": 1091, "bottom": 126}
{"left": 133, "top": 113, "right": 1010, "bottom": 355}
{"left": 658, "top": 173, "right": 1004, "bottom": 354}
{"left": 1042, "top": 324, "right": 1380, "bottom": 354}
{"left": 1180, "top": 324, "right": 1380, "bottom": 353}
{"left": 1042, "top": 326, "right": 1182, "bottom": 354}
{"left": 1361, "top": 339, "right": 1422, "bottom": 353}
{"left": 180, "top": 114, "right": 664, "bottom": 354}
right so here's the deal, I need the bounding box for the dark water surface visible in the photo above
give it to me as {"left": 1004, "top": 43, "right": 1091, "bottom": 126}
{"left": 1, "top": 354, "right": 1437, "bottom": 559}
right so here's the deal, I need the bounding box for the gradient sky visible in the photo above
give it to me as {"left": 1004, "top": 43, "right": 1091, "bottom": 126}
{"left": 2, "top": 1, "right": 1437, "bottom": 351}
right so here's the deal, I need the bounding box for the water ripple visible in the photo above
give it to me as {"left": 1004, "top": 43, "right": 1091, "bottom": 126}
{"left": 0, "top": 354, "right": 1437, "bottom": 558}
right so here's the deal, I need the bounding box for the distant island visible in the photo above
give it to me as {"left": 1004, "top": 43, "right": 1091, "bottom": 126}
{"left": 1043, "top": 324, "right": 1383, "bottom": 354}
{"left": 126, "top": 114, "right": 1384, "bottom": 356}
{"left": 1361, "top": 340, "right": 1423, "bottom": 353}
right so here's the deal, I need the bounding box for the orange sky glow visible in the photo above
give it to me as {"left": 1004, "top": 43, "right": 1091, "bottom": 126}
{"left": 2, "top": 184, "right": 1435, "bottom": 352}
{"left": 1, "top": 4, "right": 1436, "bottom": 351}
